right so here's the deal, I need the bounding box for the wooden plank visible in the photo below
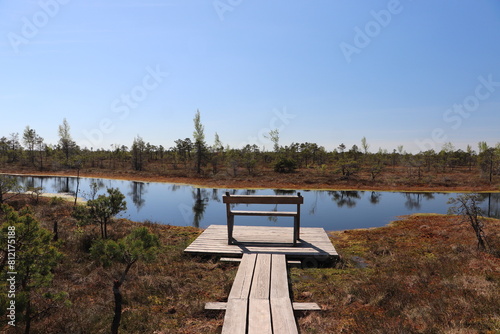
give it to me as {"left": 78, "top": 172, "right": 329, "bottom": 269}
{"left": 223, "top": 194, "right": 303, "bottom": 205}
{"left": 248, "top": 299, "right": 272, "bottom": 334}
{"left": 221, "top": 253, "right": 257, "bottom": 334}
{"left": 205, "top": 301, "right": 322, "bottom": 311}
{"left": 249, "top": 254, "right": 271, "bottom": 300}
{"left": 271, "top": 298, "right": 298, "bottom": 334}
{"left": 270, "top": 254, "right": 289, "bottom": 299}
{"left": 248, "top": 254, "right": 272, "bottom": 333}
{"left": 270, "top": 254, "right": 299, "bottom": 333}
{"left": 292, "top": 302, "right": 321, "bottom": 311}
{"left": 220, "top": 257, "right": 242, "bottom": 263}
{"left": 205, "top": 302, "right": 227, "bottom": 310}
{"left": 287, "top": 260, "right": 302, "bottom": 267}
{"left": 228, "top": 253, "right": 257, "bottom": 299}
{"left": 221, "top": 298, "right": 248, "bottom": 334}
{"left": 231, "top": 210, "right": 298, "bottom": 217}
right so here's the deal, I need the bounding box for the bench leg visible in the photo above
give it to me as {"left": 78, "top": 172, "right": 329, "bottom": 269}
{"left": 293, "top": 217, "right": 300, "bottom": 246}
{"left": 227, "top": 215, "right": 234, "bottom": 245}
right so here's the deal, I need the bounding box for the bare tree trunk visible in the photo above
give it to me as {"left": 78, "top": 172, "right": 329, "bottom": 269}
{"left": 111, "top": 280, "right": 123, "bottom": 334}
{"left": 489, "top": 155, "right": 493, "bottom": 183}
{"left": 24, "top": 300, "right": 31, "bottom": 334}
{"left": 100, "top": 222, "right": 105, "bottom": 239}
{"left": 74, "top": 168, "right": 80, "bottom": 207}
{"left": 111, "top": 262, "right": 135, "bottom": 334}
{"left": 53, "top": 220, "right": 58, "bottom": 242}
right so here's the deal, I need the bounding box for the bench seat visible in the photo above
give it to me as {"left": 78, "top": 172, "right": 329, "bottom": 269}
{"left": 231, "top": 210, "right": 298, "bottom": 217}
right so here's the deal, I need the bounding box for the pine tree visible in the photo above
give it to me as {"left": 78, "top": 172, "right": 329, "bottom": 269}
{"left": 0, "top": 205, "right": 64, "bottom": 333}
{"left": 87, "top": 188, "right": 127, "bottom": 239}
{"left": 193, "top": 110, "right": 207, "bottom": 174}
{"left": 90, "top": 227, "right": 159, "bottom": 334}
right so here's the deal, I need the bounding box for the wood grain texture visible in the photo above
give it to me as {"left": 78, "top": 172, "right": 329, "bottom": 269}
{"left": 249, "top": 254, "right": 271, "bottom": 300}
{"left": 212, "top": 253, "right": 306, "bottom": 333}
{"left": 221, "top": 298, "right": 248, "bottom": 334}
{"left": 270, "top": 254, "right": 289, "bottom": 299}
{"left": 184, "top": 225, "right": 338, "bottom": 259}
{"left": 292, "top": 302, "right": 321, "bottom": 311}
{"left": 248, "top": 299, "right": 272, "bottom": 334}
{"left": 231, "top": 210, "right": 297, "bottom": 217}
{"left": 228, "top": 253, "right": 257, "bottom": 299}
{"left": 223, "top": 194, "right": 303, "bottom": 205}
{"left": 271, "top": 298, "right": 298, "bottom": 334}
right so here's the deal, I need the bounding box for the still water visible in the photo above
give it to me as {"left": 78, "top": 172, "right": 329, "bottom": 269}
{"left": 14, "top": 175, "right": 500, "bottom": 231}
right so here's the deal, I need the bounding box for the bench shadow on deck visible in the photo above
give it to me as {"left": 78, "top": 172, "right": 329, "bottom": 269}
{"left": 184, "top": 224, "right": 338, "bottom": 262}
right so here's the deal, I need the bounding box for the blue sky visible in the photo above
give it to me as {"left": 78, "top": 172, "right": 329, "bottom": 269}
{"left": 1, "top": 0, "right": 499, "bottom": 153}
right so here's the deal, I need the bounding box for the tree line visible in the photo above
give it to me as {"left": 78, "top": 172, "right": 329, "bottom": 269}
{"left": 1, "top": 112, "right": 500, "bottom": 183}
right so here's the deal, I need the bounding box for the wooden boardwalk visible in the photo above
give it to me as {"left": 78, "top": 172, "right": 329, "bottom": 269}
{"left": 188, "top": 194, "right": 333, "bottom": 332}
{"left": 206, "top": 253, "right": 303, "bottom": 334}
{"left": 184, "top": 225, "right": 338, "bottom": 261}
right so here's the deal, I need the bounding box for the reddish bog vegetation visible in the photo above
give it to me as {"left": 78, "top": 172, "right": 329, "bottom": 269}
{"left": 1, "top": 196, "right": 499, "bottom": 333}
{"left": 292, "top": 214, "right": 500, "bottom": 333}
{"left": 3, "top": 164, "right": 500, "bottom": 193}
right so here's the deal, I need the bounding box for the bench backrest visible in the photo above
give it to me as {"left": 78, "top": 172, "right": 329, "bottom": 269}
{"left": 222, "top": 192, "right": 303, "bottom": 205}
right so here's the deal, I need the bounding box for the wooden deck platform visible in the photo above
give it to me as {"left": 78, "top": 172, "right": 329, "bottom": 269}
{"left": 184, "top": 225, "right": 338, "bottom": 261}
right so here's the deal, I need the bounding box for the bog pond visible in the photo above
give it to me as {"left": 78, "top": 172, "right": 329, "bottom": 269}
{"left": 13, "top": 175, "right": 500, "bottom": 231}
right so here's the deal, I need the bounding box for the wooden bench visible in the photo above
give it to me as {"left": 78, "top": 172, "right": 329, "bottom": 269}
{"left": 209, "top": 253, "right": 299, "bottom": 334}
{"left": 223, "top": 192, "right": 303, "bottom": 246}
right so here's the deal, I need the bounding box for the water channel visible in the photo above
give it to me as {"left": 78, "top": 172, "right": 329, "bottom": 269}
{"left": 12, "top": 175, "right": 500, "bottom": 231}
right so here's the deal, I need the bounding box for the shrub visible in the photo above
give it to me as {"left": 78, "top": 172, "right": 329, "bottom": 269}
{"left": 274, "top": 157, "right": 297, "bottom": 173}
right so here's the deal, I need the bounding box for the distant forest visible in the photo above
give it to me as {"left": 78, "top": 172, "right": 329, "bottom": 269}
{"left": 2, "top": 116, "right": 499, "bottom": 185}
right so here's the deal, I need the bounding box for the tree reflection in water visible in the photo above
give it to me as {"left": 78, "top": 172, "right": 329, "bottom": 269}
{"left": 79, "top": 179, "right": 105, "bottom": 200}
{"left": 402, "top": 193, "right": 435, "bottom": 210}
{"left": 52, "top": 177, "right": 76, "bottom": 194}
{"left": 128, "top": 181, "right": 148, "bottom": 211}
{"left": 211, "top": 189, "right": 220, "bottom": 202}
{"left": 479, "top": 193, "right": 500, "bottom": 218}
{"left": 308, "top": 191, "right": 319, "bottom": 215}
{"left": 192, "top": 188, "right": 209, "bottom": 228}
{"left": 328, "top": 191, "right": 361, "bottom": 208}
{"left": 170, "top": 184, "right": 181, "bottom": 192}
{"left": 369, "top": 191, "right": 382, "bottom": 205}
{"left": 268, "top": 189, "right": 298, "bottom": 222}
{"left": 273, "top": 189, "right": 296, "bottom": 195}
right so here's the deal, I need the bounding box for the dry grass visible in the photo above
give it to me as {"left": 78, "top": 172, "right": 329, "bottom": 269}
{"left": 2, "top": 197, "right": 499, "bottom": 333}
{"left": 291, "top": 214, "right": 500, "bottom": 333}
